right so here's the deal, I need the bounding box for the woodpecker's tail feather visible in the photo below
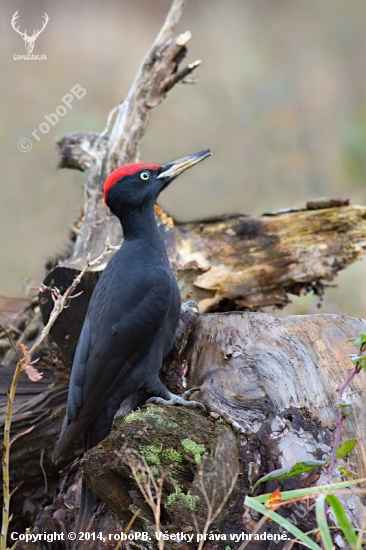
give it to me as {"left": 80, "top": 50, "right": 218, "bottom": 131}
{"left": 52, "top": 415, "right": 85, "bottom": 464}
{"left": 76, "top": 478, "right": 97, "bottom": 534}
{"left": 74, "top": 425, "right": 102, "bottom": 538}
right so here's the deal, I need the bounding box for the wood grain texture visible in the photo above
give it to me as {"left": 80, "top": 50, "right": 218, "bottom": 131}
{"left": 40, "top": 203, "right": 366, "bottom": 366}
{"left": 22, "top": 311, "right": 366, "bottom": 549}
{"left": 167, "top": 205, "right": 366, "bottom": 310}
{"left": 186, "top": 312, "right": 366, "bottom": 430}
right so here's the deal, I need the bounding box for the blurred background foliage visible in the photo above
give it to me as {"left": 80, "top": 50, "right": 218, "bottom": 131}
{"left": 0, "top": 0, "right": 365, "bottom": 316}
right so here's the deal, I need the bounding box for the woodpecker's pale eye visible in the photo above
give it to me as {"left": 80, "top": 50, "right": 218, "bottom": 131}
{"left": 140, "top": 171, "right": 150, "bottom": 181}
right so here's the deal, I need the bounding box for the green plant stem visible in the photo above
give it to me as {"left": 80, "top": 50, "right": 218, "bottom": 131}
{"left": 324, "top": 342, "right": 365, "bottom": 544}
{"left": 0, "top": 326, "right": 22, "bottom": 550}
{"left": 1, "top": 245, "right": 114, "bottom": 550}
{"left": 327, "top": 411, "right": 346, "bottom": 483}
{"left": 328, "top": 348, "right": 365, "bottom": 483}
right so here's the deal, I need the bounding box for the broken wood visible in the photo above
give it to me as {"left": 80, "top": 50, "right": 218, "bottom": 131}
{"left": 40, "top": 203, "right": 366, "bottom": 368}
{"left": 13, "top": 311, "right": 364, "bottom": 550}
{"left": 82, "top": 406, "right": 241, "bottom": 545}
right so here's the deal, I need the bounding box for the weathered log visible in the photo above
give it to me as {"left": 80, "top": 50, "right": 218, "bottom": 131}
{"left": 11, "top": 311, "right": 365, "bottom": 550}
{"left": 82, "top": 406, "right": 241, "bottom": 548}
{"left": 185, "top": 312, "right": 366, "bottom": 434}
{"left": 40, "top": 202, "right": 366, "bottom": 368}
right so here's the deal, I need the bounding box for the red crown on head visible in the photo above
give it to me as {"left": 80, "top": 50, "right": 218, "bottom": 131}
{"left": 103, "top": 163, "right": 160, "bottom": 203}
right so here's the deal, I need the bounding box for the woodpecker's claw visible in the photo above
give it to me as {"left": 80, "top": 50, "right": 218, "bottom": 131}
{"left": 181, "top": 387, "right": 201, "bottom": 399}
{"left": 148, "top": 388, "right": 205, "bottom": 410}
{"left": 181, "top": 300, "right": 199, "bottom": 314}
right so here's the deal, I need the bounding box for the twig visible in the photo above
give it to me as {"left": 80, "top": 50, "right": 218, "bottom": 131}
{"left": 39, "top": 448, "right": 48, "bottom": 495}
{"left": 162, "top": 59, "right": 201, "bottom": 92}
{"left": 195, "top": 465, "right": 238, "bottom": 550}
{"left": 34, "top": 242, "right": 115, "bottom": 355}
{"left": 0, "top": 325, "right": 22, "bottom": 363}
{"left": 0, "top": 324, "right": 23, "bottom": 550}
{"left": 9, "top": 426, "right": 34, "bottom": 447}
{"left": 0, "top": 243, "right": 114, "bottom": 550}
{"left": 114, "top": 507, "right": 141, "bottom": 550}
{"left": 336, "top": 364, "right": 362, "bottom": 399}
{"left": 123, "top": 449, "right": 165, "bottom": 550}
{"left": 327, "top": 411, "right": 346, "bottom": 484}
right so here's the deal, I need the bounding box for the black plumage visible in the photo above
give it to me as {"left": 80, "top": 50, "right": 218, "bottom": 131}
{"left": 52, "top": 149, "right": 211, "bottom": 530}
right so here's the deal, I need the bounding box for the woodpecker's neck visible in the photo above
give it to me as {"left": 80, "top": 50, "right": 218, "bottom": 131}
{"left": 119, "top": 202, "right": 166, "bottom": 252}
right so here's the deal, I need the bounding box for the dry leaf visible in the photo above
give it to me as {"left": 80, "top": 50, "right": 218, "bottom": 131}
{"left": 268, "top": 488, "right": 281, "bottom": 503}
{"left": 264, "top": 487, "right": 282, "bottom": 509}
{"left": 19, "top": 343, "right": 43, "bottom": 382}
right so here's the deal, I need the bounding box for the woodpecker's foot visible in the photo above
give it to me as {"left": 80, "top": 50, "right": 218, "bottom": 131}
{"left": 148, "top": 388, "right": 205, "bottom": 410}
{"left": 181, "top": 300, "right": 199, "bottom": 314}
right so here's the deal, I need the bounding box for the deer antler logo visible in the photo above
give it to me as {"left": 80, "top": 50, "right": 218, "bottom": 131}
{"left": 11, "top": 11, "right": 49, "bottom": 54}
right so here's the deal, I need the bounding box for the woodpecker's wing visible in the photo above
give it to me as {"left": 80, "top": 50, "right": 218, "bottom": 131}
{"left": 52, "top": 264, "right": 176, "bottom": 462}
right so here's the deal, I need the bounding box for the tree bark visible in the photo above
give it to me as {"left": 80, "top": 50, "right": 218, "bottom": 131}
{"left": 9, "top": 311, "right": 365, "bottom": 550}
{"left": 40, "top": 201, "right": 366, "bottom": 368}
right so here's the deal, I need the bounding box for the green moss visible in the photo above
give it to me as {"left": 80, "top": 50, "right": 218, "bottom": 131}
{"left": 124, "top": 405, "right": 178, "bottom": 429}
{"left": 166, "top": 448, "right": 183, "bottom": 462}
{"left": 181, "top": 439, "right": 206, "bottom": 464}
{"left": 167, "top": 486, "right": 200, "bottom": 511}
{"left": 166, "top": 484, "right": 183, "bottom": 505}
{"left": 139, "top": 444, "right": 163, "bottom": 466}
{"left": 181, "top": 490, "right": 200, "bottom": 511}
{"left": 139, "top": 444, "right": 185, "bottom": 468}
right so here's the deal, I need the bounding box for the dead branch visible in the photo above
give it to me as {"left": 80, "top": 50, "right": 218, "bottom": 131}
{"left": 40, "top": 202, "right": 366, "bottom": 367}
{"left": 55, "top": 0, "right": 198, "bottom": 269}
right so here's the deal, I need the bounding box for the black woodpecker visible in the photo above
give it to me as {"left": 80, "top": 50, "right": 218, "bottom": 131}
{"left": 52, "top": 149, "right": 212, "bottom": 531}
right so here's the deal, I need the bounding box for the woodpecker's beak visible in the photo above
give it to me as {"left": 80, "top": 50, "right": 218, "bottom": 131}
{"left": 157, "top": 149, "right": 212, "bottom": 184}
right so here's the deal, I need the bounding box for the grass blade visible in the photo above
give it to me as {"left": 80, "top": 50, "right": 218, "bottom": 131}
{"left": 315, "top": 494, "right": 334, "bottom": 550}
{"left": 326, "top": 494, "right": 358, "bottom": 548}
{"left": 245, "top": 496, "right": 322, "bottom": 550}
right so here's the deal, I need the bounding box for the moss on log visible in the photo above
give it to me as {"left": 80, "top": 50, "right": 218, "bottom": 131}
{"left": 81, "top": 404, "right": 241, "bottom": 548}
